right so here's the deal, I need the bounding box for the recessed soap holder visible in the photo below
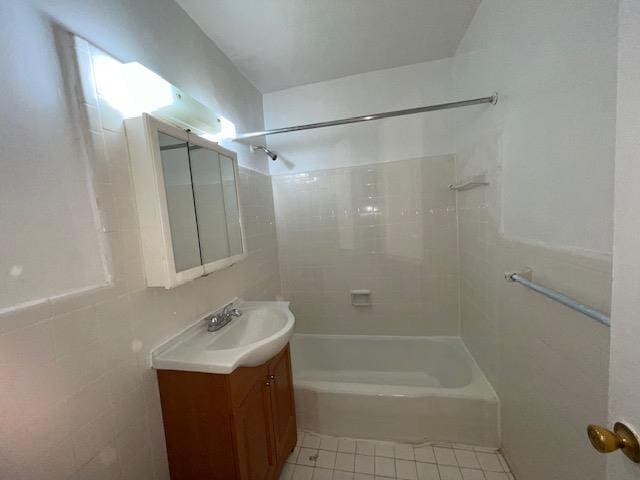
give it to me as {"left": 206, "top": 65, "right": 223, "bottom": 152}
{"left": 351, "top": 290, "right": 371, "bottom": 306}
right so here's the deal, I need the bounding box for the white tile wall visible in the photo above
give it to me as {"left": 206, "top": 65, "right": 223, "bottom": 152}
{"left": 272, "top": 156, "right": 460, "bottom": 336}
{"left": 0, "top": 35, "right": 280, "bottom": 480}
{"left": 455, "top": 136, "right": 611, "bottom": 480}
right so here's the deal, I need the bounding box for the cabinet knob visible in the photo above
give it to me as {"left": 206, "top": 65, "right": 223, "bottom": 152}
{"left": 268, "top": 375, "right": 276, "bottom": 380}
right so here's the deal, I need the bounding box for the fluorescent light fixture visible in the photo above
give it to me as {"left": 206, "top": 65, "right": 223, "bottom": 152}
{"left": 122, "top": 62, "right": 174, "bottom": 114}
{"left": 92, "top": 55, "right": 229, "bottom": 139}
{"left": 203, "top": 117, "right": 236, "bottom": 142}
{"left": 93, "top": 57, "right": 173, "bottom": 118}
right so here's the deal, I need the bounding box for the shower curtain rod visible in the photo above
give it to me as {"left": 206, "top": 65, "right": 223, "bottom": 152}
{"left": 232, "top": 93, "right": 498, "bottom": 140}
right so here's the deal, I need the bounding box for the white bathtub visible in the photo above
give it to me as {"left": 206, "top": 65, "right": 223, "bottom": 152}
{"left": 290, "top": 334, "right": 499, "bottom": 446}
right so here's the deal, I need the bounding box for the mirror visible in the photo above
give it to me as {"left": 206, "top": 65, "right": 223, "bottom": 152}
{"left": 220, "top": 155, "right": 243, "bottom": 256}
{"left": 158, "top": 132, "right": 202, "bottom": 272}
{"left": 189, "top": 145, "right": 231, "bottom": 264}
{"left": 159, "top": 134, "right": 244, "bottom": 274}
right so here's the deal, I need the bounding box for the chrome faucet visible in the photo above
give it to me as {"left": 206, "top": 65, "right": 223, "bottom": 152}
{"left": 207, "top": 302, "right": 242, "bottom": 332}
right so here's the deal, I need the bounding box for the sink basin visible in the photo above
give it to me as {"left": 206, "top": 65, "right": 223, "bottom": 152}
{"left": 152, "top": 300, "right": 295, "bottom": 374}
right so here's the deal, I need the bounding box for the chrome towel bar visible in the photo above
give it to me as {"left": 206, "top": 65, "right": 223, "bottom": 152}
{"left": 505, "top": 268, "right": 610, "bottom": 327}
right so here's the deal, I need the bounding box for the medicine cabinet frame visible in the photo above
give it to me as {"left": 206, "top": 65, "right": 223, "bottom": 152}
{"left": 125, "top": 113, "right": 247, "bottom": 288}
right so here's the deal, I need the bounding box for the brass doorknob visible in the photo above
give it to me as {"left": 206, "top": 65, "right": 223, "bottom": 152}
{"left": 587, "top": 423, "right": 640, "bottom": 463}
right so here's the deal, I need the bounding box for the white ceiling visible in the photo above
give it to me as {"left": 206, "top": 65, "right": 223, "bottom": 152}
{"left": 176, "top": 0, "right": 481, "bottom": 93}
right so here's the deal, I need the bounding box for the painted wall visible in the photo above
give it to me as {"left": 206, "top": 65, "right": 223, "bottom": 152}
{"left": 0, "top": 3, "right": 279, "bottom": 479}
{"left": 452, "top": 1, "right": 616, "bottom": 479}
{"left": 263, "top": 59, "right": 454, "bottom": 175}
{"left": 0, "top": 2, "right": 108, "bottom": 311}
{"left": 452, "top": 0, "right": 616, "bottom": 255}
{"left": 273, "top": 155, "right": 459, "bottom": 336}
{"left": 34, "top": 0, "right": 269, "bottom": 174}
{"left": 608, "top": 0, "right": 640, "bottom": 478}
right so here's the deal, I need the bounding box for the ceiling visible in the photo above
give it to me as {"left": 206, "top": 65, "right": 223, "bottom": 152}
{"left": 176, "top": 0, "right": 481, "bottom": 93}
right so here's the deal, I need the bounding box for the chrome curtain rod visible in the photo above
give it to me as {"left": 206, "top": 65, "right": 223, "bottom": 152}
{"left": 232, "top": 93, "right": 498, "bottom": 140}
{"left": 505, "top": 269, "right": 610, "bottom": 327}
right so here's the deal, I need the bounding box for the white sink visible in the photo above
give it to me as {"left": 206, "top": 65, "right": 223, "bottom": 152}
{"left": 152, "top": 300, "right": 295, "bottom": 374}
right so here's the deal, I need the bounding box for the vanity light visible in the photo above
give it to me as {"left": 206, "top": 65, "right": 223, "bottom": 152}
{"left": 92, "top": 56, "right": 229, "bottom": 139}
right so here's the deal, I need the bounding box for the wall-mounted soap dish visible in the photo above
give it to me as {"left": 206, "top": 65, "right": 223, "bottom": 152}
{"left": 351, "top": 290, "right": 371, "bottom": 306}
{"left": 448, "top": 173, "right": 489, "bottom": 191}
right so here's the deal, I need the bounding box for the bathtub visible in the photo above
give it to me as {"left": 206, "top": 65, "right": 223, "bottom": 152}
{"left": 290, "top": 334, "right": 499, "bottom": 446}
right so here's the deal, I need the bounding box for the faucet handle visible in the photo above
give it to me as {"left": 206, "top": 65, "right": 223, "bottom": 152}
{"left": 223, "top": 301, "right": 242, "bottom": 314}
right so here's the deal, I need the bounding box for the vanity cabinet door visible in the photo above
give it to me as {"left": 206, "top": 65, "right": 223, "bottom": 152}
{"left": 268, "top": 345, "right": 297, "bottom": 463}
{"left": 233, "top": 377, "right": 276, "bottom": 480}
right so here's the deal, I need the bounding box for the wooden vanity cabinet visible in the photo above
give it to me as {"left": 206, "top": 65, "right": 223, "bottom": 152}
{"left": 156, "top": 344, "right": 297, "bottom": 480}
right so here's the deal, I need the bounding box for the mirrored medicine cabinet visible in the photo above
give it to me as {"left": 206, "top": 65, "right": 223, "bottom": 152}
{"left": 125, "top": 114, "right": 245, "bottom": 288}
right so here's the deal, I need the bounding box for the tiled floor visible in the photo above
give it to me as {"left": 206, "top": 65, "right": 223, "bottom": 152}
{"left": 280, "top": 431, "right": 514, "bottom": 480}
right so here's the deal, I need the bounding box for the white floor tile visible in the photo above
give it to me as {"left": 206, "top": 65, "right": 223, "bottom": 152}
{"left": 293, "top": 465, "right": 314, "bottom": 480}
{"left": 483, "top": 473, "right": 508, "bottom": 480}
{"left": 453, "top": 444, "right": 476, "bottom": 451}
{"left": 303, "top": 434, "right": 322, "bottom": 449}
{"left": 438, "top": 465, "right": 463, "bottom": 480}
{"left": 432, "top": 443, "right": 453, "bottom": 449}
{"left": 395, "top": 444, "right": 415, "bottom": 460}
{"left": 316, "top": 450, "right": 337, "bottom": 469}
{"left": 414, "top": 446, "right": 436, "bottom": 463}
{"left": 375, "top": 443, "right": 395, "bottom": 458}
{"left": 356, "top": 441, "right": 376, "bottom": 456}
{"left": 320, "top": 435, "right": 339, "bottom": 452}
{"left": 355, "top": 455, "right": 375, "bottom": 475}
{"left": 417, "top": 462, "right": 441, "bottom": 480}
{"left": 497, "top": 454, "right": 510, "bottom": 473}
{"left": 312, "top": 468, "right": 333, "bottom": 480}
{"left": 453, "top": 450, "right": 480, "bottom": 469}
{"left": 475, "top": 453, "right": 503, "bottom": 473}
{"left": 280, "top": 463, "right": 295, "bottom": 480}
{"left": 434, "top": 447, "right": 457, "bottom": 466}
{"left": 298, "top": 448, "right": 319, "bottom": 466}
{"left": 335, "top": 452, "right": 356, "bottom": 472}
{"left": 287, "top": 431, "right": 509, "bottom": 480}
{"left": 288, "top": 446, "right": 301, "bottom": 464}
{"left": 460, "top": 468, "right": 485, "bottom": 480}
{"left": 396, "top": 459, "right": 418, "bottom": 480}
{"left": 354, "top": 474, "right": 374, "bottom": 480}
{"left": 416, "top": 462, "right": 440, "bottom": 480}
{"left": 333, "top": 470, "right": 355, "bottom": 480}
{"left": 473, "top": 446, "right": 498, "bottom": 453}
{"left": 338, "top": 438, "right": 357, "bottom": 454}
{"left": 374, "top": 456, "right": 396, "bottom": 477}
